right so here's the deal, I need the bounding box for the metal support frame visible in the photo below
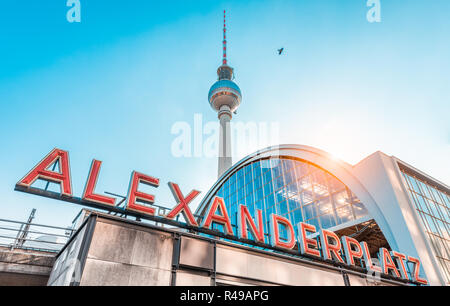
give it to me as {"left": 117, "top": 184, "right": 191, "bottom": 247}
{"left": 212, "top": 241, "right": 217, "bottom": 286}
{"left": 170, "top": 233, "right": 181, "bottom": 286}
{"left": 341, "top": 270, "right": 351, "bottom": 286}
{"left": 16, "top": 208, "right": 36, "bottom": 248}
{"left": 11, "top": 208, "right": 36, "bottom": 250}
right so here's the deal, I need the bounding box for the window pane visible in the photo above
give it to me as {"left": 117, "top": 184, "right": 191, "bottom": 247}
{"left": 303, "top": 203, "right": 318, "bottom": 220}
{"left": 352, "top": 201, "right": 367, "bottom": 219}
{"left": 320, "top": 213, "right": 336, "bottom": 229}
{"left": 336, "top": 205, "right": 353, "bottom": 224}
{"left": 317, "top": 197, "right": 333, "bottom": 216}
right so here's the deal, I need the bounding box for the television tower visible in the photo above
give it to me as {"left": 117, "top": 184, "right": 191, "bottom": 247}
{"left": 208, "top": 11, "right": 242, "bottom": 178}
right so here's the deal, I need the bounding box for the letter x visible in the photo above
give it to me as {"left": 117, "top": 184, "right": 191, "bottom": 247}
{"left": 166, "top": 182, "right": 200, "bottom": 226}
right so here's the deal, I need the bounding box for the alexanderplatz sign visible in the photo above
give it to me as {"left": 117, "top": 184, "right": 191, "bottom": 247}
{"left": 15, "top": 148, "right": 428, "bottom": 285}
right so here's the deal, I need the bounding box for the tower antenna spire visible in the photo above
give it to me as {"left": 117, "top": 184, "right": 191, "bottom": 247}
{"left": 223, "top": 10, "right": 227, "bottom": 65}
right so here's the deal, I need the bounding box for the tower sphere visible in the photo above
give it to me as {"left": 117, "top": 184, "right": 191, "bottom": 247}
{"left": 208, "top": 78, "right": 242, "bottom": 114}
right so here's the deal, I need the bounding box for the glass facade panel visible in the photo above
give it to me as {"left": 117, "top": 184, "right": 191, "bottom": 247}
{"left": 210, "top": 157, "right": 370, "bottom": 244}
{"left": 402, "top": 171, "right": 450, "bottom": 284}
{"left": 336, "top": 205, "right": 354, "bottom": 224}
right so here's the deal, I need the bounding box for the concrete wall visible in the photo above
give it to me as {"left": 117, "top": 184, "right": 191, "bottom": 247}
{"left": 0, "top": 247, "right": 55, "bottom": 286}
{"left": 80, "top": 219, "right": 173, "bottom": 286}
{"left": 48, "top": 213, "right": 404, "bottom": 286}
{"left": 215, "top": 244, "right": 344, "bottom": 286}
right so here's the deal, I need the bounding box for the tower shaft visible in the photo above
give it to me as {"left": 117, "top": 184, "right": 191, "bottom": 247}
{"left": 217, "top": 10, "right": 232, "bottom": 178}
{"left": 218, "top": 107, "right": 232, "bottom": 178}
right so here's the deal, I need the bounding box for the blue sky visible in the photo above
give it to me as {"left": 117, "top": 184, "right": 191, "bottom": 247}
{"left": 0, "top": 0, "right": 449, "bottom": 227}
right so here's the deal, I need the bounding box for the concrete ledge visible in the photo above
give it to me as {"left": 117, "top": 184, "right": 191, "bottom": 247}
{"left": 0, "top": 249, "right": 55, "bottom": 285}
{"left": 0, "top": 272, "right": 49, "bottom": 286}
{"left": 0, "top": 250, "right": 55, "bottom": 267}
{"left": 0, "top": 262, "right": 52, "bottom": 276}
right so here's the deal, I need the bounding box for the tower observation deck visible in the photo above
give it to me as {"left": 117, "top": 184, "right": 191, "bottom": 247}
{"left": 208, "top": 11, "right": 242, "bottom": 178}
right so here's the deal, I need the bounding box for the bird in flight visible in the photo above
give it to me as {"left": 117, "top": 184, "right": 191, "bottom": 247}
{"left": 277, "top": 48, "right": 284, "bottom": 55}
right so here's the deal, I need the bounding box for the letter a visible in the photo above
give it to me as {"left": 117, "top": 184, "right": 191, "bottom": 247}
{"left": 367, "top": 0, "right": 381, "bottom": 23}
{"left": 17, "top": 148, "right": 72, "bottom": 196}
{"left": 67, "top": 0, "right": 81, "bottom": 23}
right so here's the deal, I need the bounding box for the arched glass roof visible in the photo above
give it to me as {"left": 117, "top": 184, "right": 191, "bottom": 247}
{"left": 206, "top": 157, "right": 369, "bottom": 243}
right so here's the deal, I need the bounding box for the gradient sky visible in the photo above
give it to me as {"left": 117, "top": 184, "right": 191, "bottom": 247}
{"left": 0, "top": 0, "right": 449, "bottom": 228}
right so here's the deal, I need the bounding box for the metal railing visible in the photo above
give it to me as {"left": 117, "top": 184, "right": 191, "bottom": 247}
{"left": 0, "top": 218, "right": 74, "bottom": 253}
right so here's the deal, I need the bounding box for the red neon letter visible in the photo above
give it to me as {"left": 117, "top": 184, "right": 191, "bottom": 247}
{"left": 125, "top": 171, "right": 159, "bottom": 216}
{"left": 391, "top": 251, "right": 409, "bottom": 280}
{"left": 238, "top": 205, "right": 264, "bottom": 243}
{"left": 407, "top": 256, "right": 428, "bottom": 285}
{"left": 320, "top": 229, "right": 344, "bottom": 263}
{"left": 298, "top": 222, "right": 321, "bottom": 257}
{"left": 269, "top": 214, "right": 296, "bottom": 250}
{"left": 341, "top": 236, "right": 363, "bottom": 266}
{"left": 201, "top": 197, "right": 233, "bottom": 235}
{"left": 166, "top": 182, "right": 200, "bottom": 226}
{"left": 360, "top": 241, "right": 382, "bottom": 273}
{"left": 379, "top": 247, "right": 401, "bottom": 278}
{"left": 82, "top": 160, "right": 115, "bottom": 206}
{"left": 17, "top": 148, "right": 72, "bottom": 196}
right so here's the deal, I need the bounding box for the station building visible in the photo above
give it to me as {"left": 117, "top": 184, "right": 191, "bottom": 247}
{"left": 39, "top": 144, "right": 449, "bottom": 286}
{"left": 195, "top": 145, "right": 450, "bottom": 286}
